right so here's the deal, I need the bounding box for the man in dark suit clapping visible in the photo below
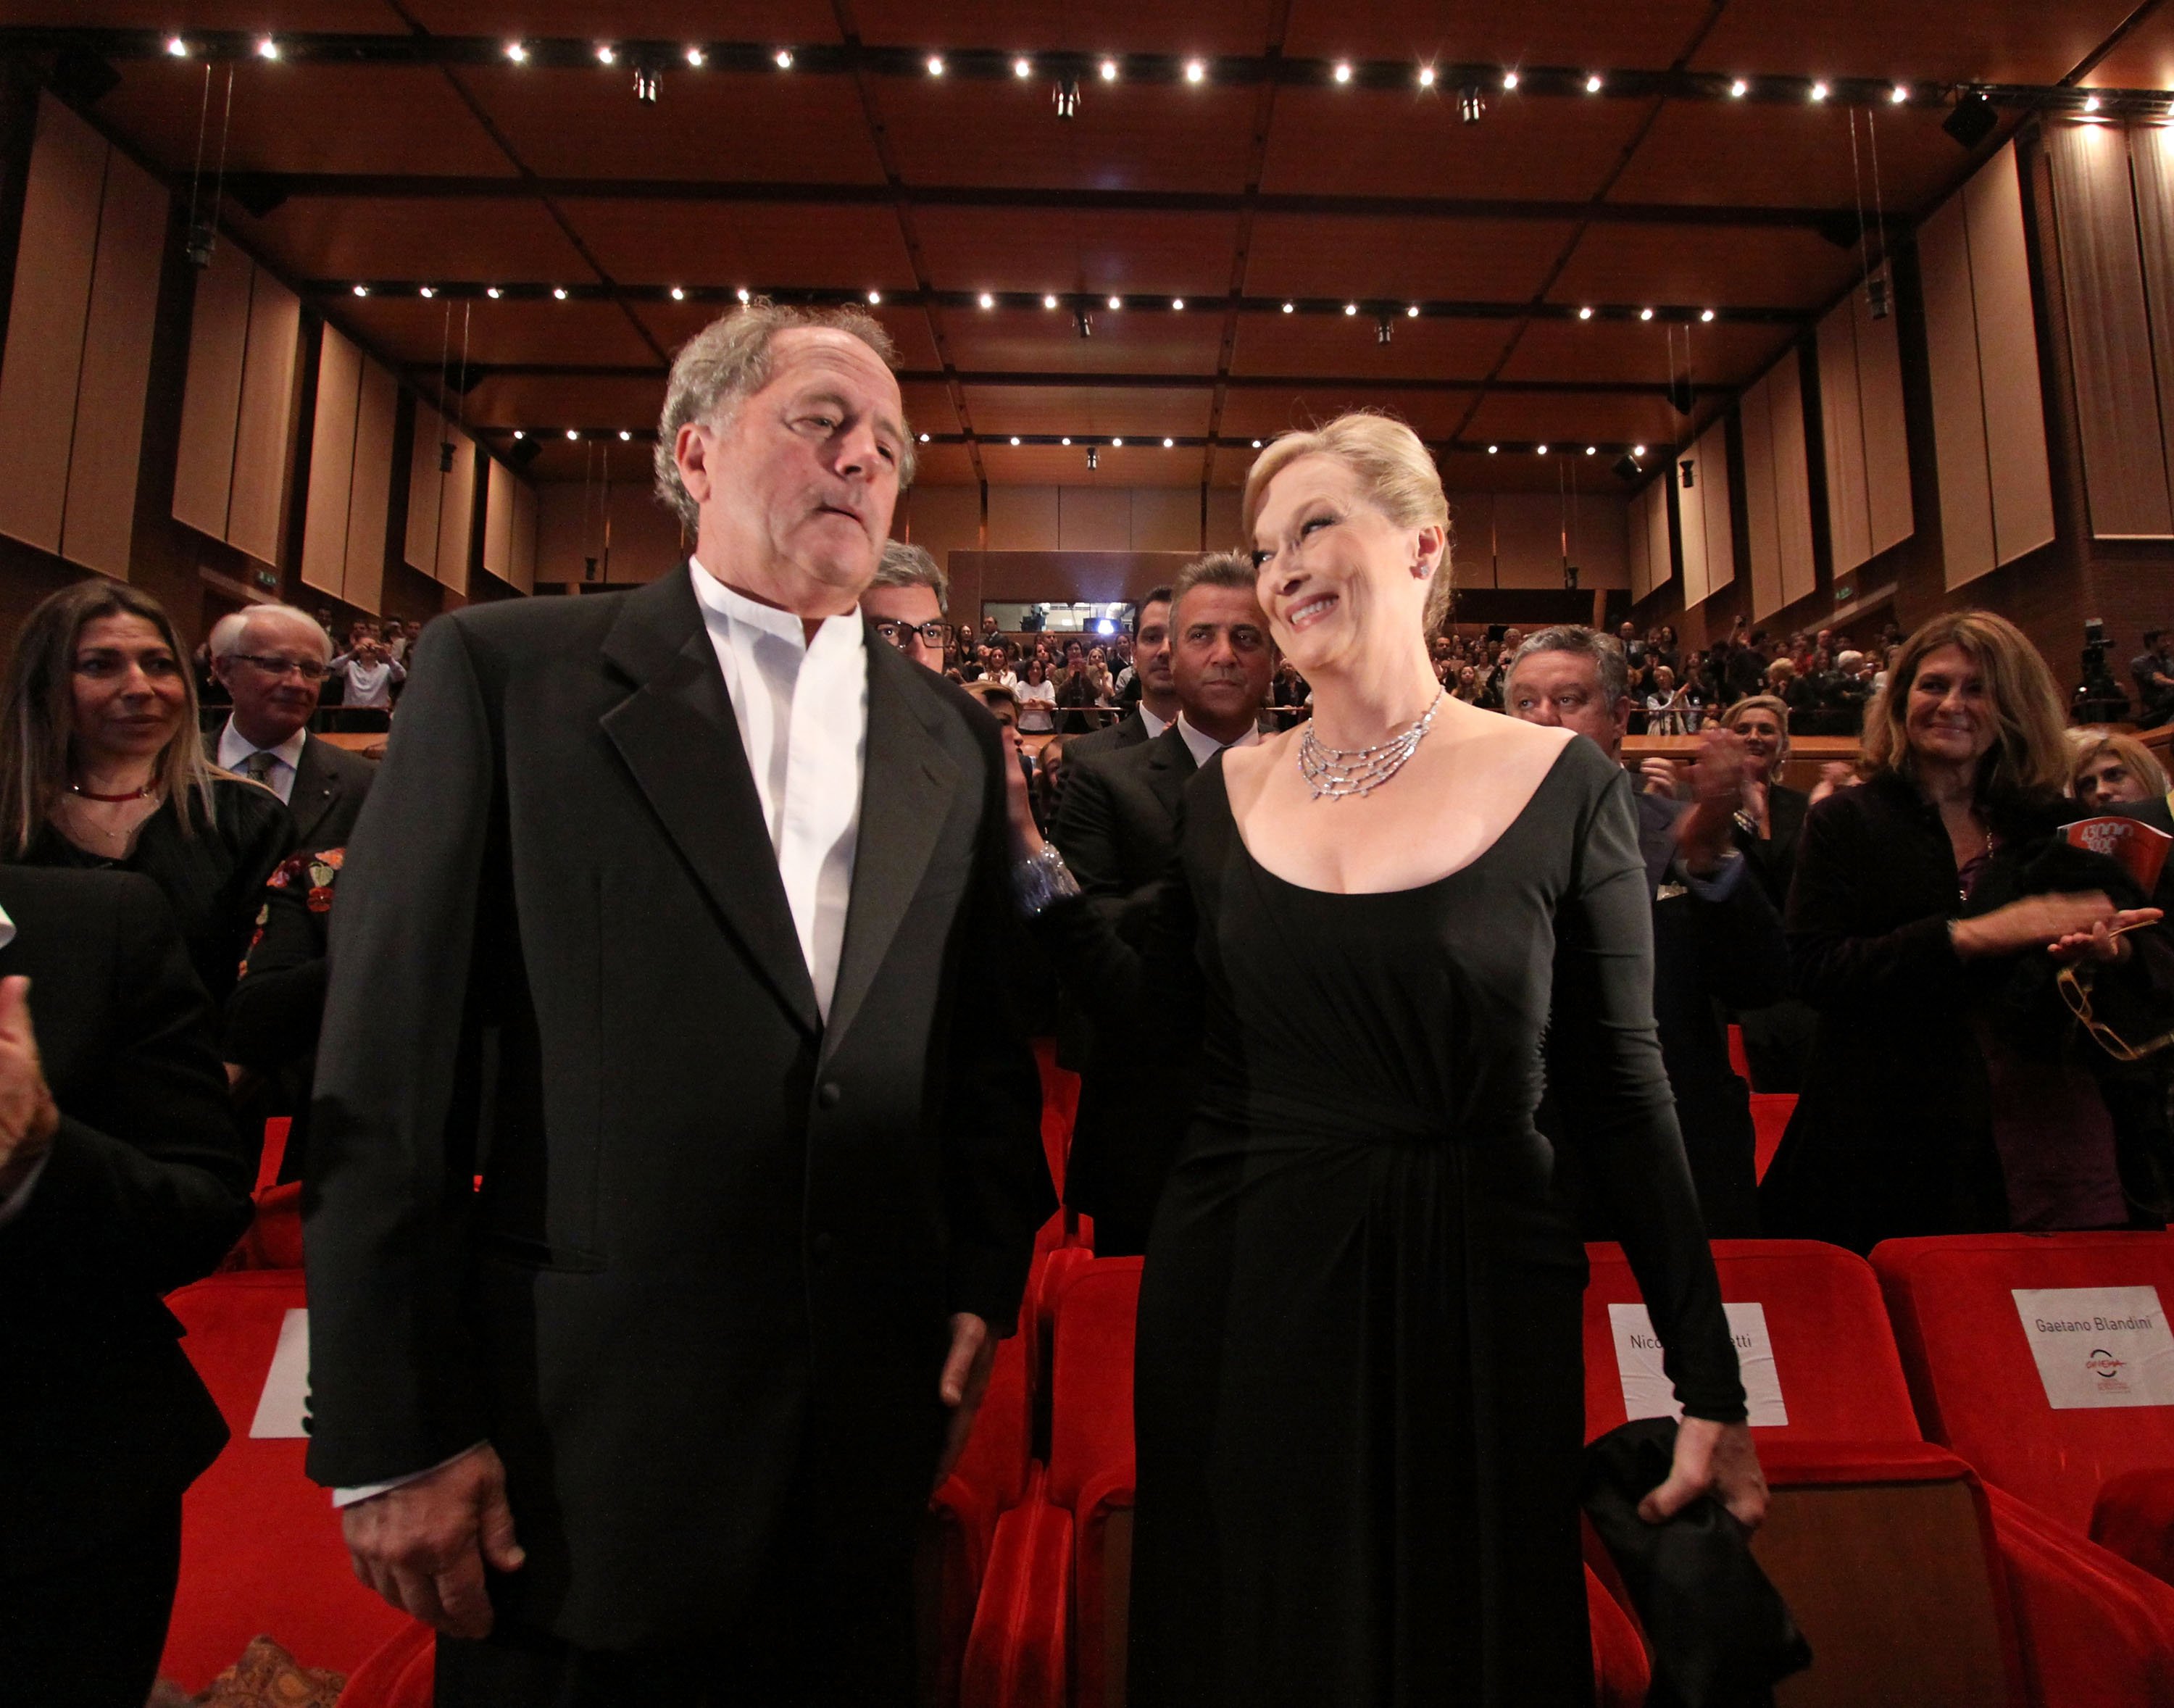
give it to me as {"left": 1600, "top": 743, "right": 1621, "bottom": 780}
{"left": 1046, "top": 551, "right": 1275, "bottom": 1254}
{"left": 304, "top": 301, "right": 1051, "bottom": 1704}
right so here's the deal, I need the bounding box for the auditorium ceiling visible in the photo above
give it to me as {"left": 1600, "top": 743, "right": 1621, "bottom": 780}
{"left": 0, "top": 0, "right": 2159, "bottom": 489}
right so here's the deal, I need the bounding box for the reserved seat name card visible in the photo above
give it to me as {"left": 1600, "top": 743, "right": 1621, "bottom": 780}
{"left": 1609, "top": 1301, "right": 1788, "bottom": 1427}
{"left": 2012, "top": 1286, "right": 2174, "bottom": 1409}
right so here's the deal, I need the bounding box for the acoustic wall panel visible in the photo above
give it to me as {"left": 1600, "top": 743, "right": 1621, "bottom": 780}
{"left": 59, "top": 143, "right": 167, "bottom": 580}
{"left": 1966, "top": 146, "right": 2056, "bottom": 565}
{"left": 1678, "top": 440, "right": 1711, "bottom": 609}
{"left": 1057, "top": 487, "right": 1128, "bottom": 551}
{"left": 2048, "top": 121, "right": 2173, "bottom": 536}
{"left": 434, "top": 429, "right": 476, "bottom": 594}
{"left": 1627, "top": 480, "right": 1652, "bottom": 601}
{"left": 404, "top": 400, "right": 446, "bottom": 578}
{"left": 1646, "top": 467, "right": 1673, "bottom": 596}
{"left": 1131, "top": 488, "right": 1199, "bottom": 551}
{"left": 1492, "top": 492, "right": 1563, "bottom": 591}
{"left": 1768, "top": 354, "right": 1817, "bottom": 610}
{"left": 342, "top": 357, "right": 396, "bottom": 615}
{"left": 226, "top": 269, "right": 300, "bottom": 566}
{"left": 171, "top": 235, "right": 251, "bottom": 541}
{"left": 986, "top": 484, "right": 1059, "bottom": 549}
{"left": 1922, "top": 195, "right": 2000, "bottom": 589}
{"left": 0, "top": 93, "right": 105, "bottom": 557}
{"left": 1697, "top": 418, "right": 1735, "bottom": 601}
{"left": 1817, "top": 303, "right": 1874, "bottom": 575}
{"left": 509, "top": 478, "right": 538, "bottom": 594}
{"left": 1856, "top": 289, "right": 1915, "bottom": 559}
{"left": 481, "top": 456, "right": 516, "bottom": 580}
{"left": 1739, "top": 374, "right": 1784, "bottom": 620}
{"left": 300, "top": 328, "right": 362, "bottom": 598}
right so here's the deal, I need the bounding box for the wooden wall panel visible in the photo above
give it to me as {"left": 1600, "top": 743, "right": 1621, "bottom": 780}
{"left": 510, "top": 479, "right": 538, "bottom": 594}
{"left": 300, "top": 327, "right": 362, "bottom": 598}
{"left": 1740, "top": 371, "right": 1784, "bottom": 619}
{"left": 1678, "top": 456, "right": 1709, "bottom": 608}
{"left": 1921, "top": 195, "right": 1999, "bottom": 590}
{"left": 1856, "top": 288, "right": 1915, "bottom": 559}
{"left": 0, "top": 94, "right": 105, "bottom": 556}
{"left": 1697, "top": 417, "right": 1735, "bottom": 600}
{"left": 59, "top": 145, "right": 167, "bottom": 580}
{"left": 1769, "top": 355, "right": 1817, "bottom": 609}
{"left": 171, "top": 233, "right": 251, "bottom": 541}
{"left": 1646, "top": 468, "right": 1674, "bottom": 595}
{"left": 227, "top": 270, "right": 299, "bottom": 566}
{"left": 1818, "top": 301, "right": 1874, "bottom": 575}
{"left": 1132, "top": 488, "right": 1199, "bottom": 552}
{"left": 2048, "top": 121, "right": 2173, "bottom": 536}
{"left": 1628, "top": 481, "right": 1652, "bottom": 601}
{"left": 987, "top": 484, "right": 1059, "bottom": 549}
{"left": 404, "top": 399, "right": 446, "bottom": 578}
{"left": 536, "top": 480, "right": 679, "bottom": 586}
{"left": 899, "top": 484, "right": 981, "bottom": 573}
{"left": 434, "top": 430, "right": 475, "bottom": 594}
{"left": 1493, "top": 492, "right": 1563, "bottom": 591}
{"left": 480, "top": 455, "right": 515, "bottom": 580}
{"left": 343, "top": 357, "right": 396, "bottom": 615}
{"left": 1057, "top": 487, "right": 1128, "bottom": 551}
{"left": 2132, "top": 122, "right": 2174, "bottom": 522}
{"left": 1206, "top": 486, "right": 1242, "bottom": 548}
{"left": 1967, "top": 144, "right": 2057, "bottom": 565}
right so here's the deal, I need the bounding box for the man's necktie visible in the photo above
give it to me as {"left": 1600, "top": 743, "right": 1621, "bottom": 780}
{"left": 240, "top": 750, "right": 277, "bottom": 787}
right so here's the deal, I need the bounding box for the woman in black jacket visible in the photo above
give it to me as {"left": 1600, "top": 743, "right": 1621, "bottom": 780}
{"left": 1761, "top": 612, "right": 2169, "bottom": 1251}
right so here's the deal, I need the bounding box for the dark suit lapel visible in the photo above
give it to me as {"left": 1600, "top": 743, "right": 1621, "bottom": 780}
{"left": 288, "top": 736, "right": 338, "bottom": 848}
{"left": 600, "top": 569, "right": 821, "bottom": 1036}
{"left": 1143, "top": 726, "right": 1196, "bottom": 822}
{"left": 1635, "top": 789, "right": 1683, "bottom": 896}
{"left": 823, "top": 636, "right": 959, "bottom": 1058}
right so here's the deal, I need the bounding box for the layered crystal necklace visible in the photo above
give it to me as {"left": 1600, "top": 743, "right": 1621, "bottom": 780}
{"left": 1297, "top": 688, "right": 1446, "bottom": 801}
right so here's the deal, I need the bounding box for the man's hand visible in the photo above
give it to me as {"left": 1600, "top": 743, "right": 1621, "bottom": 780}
{"left": 0, "top": 977, "right": 59, "bottom": 1196}
{"left": 342, "top": 1444, "right": 525, "bottom": 1640}
{"left": 934, "top": 1312, "right": 997, "bottom": 1490}
{"left": 1638, "top": 757, "right": 1683, "bottom": 799}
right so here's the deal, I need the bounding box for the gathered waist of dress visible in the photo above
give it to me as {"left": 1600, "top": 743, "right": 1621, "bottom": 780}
{"left": 1191, "top": 1079, "right": 1528, "bottom": 1151}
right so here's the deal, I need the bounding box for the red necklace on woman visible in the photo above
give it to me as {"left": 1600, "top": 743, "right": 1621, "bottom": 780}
{"left": 67, "top": 778, "right": 158, "bottom": 803}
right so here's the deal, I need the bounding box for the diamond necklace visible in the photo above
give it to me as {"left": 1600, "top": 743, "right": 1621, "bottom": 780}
{"left": 1298, "top": 688, "right": 1446, "bottom": 800}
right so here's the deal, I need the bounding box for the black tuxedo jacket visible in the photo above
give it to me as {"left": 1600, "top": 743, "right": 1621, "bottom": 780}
{"left": 1044, "top": 726, "right": 1196, "bottom": 1240}
{"left": 0, "top": 867, "right": 253, "bottom": 1546}
{"left": 288, "top": 731, "right": 375, "bottom": 852}
{"left": 303, "top": 565, "right": 1051, "bottom": 1651}
{"left": 1062, "top": 707, "right": 1151, "bottom": 767}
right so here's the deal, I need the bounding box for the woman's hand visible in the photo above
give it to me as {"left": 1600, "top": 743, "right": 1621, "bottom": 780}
{"left": 1638, "top": 1417, "right": 1767, "bottom": 1530}
{"left": 2049, "top": 909, "right": 2162, "bottom": 964}
{"left": 1952, "top": 892, "right": 2153, "bottom": 959}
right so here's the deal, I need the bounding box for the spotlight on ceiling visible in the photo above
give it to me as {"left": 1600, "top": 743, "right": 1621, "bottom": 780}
{"left": 486, "top": 286, "right": 502, "bottom": 299}
{"left": 1163, "top": 437, "right": 1175, "bottom": 447}
{"left": 256, "top": 36, "right": 279, "bottom": 59}
{"left": 1536, "top": 443, "right": 1549, "bottom": 454}
{"left": 1333, "top": 62, "right": 1353, "bottom": 84}
{"left": 1809, "top": 80, "right": 1829, "bottom": 101}
{"left": 1614, "top": 452, "right": 1642, "bottom": 481}
{"left": 1635, "top": 445, "right": 1646, "bottom": 456}
{"left": 1486, "top": 443, "right": 1499, "bottom": 454}
{"left": 670, "top": 286, "right": 685, "bottom": 300}
{"left": 1375, "top": 314, "right": 1393, "bottom": 344}
{"left": 1099, "top": 59, "right": 1118, "bottom": 82}
{"left": 1891, "top": 83, "right": 1909, "bottom": 104}
{"left": 867, "top": 290, "right": 882, "bottom": 304}
{"left": 565, "top": 429, "right": 579, "bottom": 441}
{"left": 925, "top": 55, "right": 944, "bottom": 77}
{"left": 595, "top": 43, "right": 617, "bottom": 65}
{"left": 737, "top": 287, "right": 751, "bottom": 303}
{"left": 1186, "top": 59, "right": 1206, "bottom": 83}
{"left": 1014, "top": 57, "right": 1032, "bottom": 79}
{"left": 506, "top": 41, "right": 529, "bottom": 63}
{"left": 1172, "top": 297, "right": 1185, "bottom": 310}
{"left": 1639, "top": 307, "right": 1654, "bottom": 321}
{"left": 1107, "top": 295, "right": 1122, "bottom": 310}
{"left": 1585, "top": 73, "right": 1602, "bottom": 93}
{"left": 1112, "top": 436, "right": 1123, "bottom": 446}
{"left": 1252, "top": 439, "right": 1264, "bottom": 448}
{"left": 1406, "top": 304, "right": 1420, "bottom": 317}
{"left": 165, "top": 36, "right": 188, "bottom": 56}
{"left": 685, "top": 46, "right": 704, "bottom": 67}
{"left": 419, "top": 286, "right": 435, "bottom": 298}
{"left": 553, "top": 287, "right": 568, "bottom": 300}
{"left": 1075, "top": 307, "right": 1094, "bottom": 338}
{"left": 918, "top": 432, "right": 930, "bottom": 442}
{"left": 1502, "top": 70, "right": 1520, "bottom": 90}
{"left": 1729, "top": 78, "right": 1747, "bottom": 97}
{"left": 1281, "top": 301, "right": 1295, "bottom": 314}
{"left": 1700, "top": 308, "right": 1715, "bottom": 322}
{"left": 352, "top": 283, "right": 370, "bottom": 297}
{"left": 1054, "top": 78, "right": 1081, "bottom": 117}
{"left": 774, "top": 49, "right": 793, "bottom": 69}
{"left": 978, "top": 291, "right": 995, "bottom": 309}
{"left": 1010, "top": 436, "right": 1021, "bottom": 446}
{"left": 1043, "top": 293, "right": 1059, "bottom": 309}
{"left": 619, "top": 429, "right": 632, "bottom": 441}
{"left": 1944, "top": 90, "right": 1999, "bottom": 149}
{"left": 1459, "top": 85, "right": 1485, "bottom": 122}
{"left": 1344, "top": 301, "right": 1358, "bottom": 316}
{"left": 2084, "top": 93, "right": 2102, "bottom": 114}
{"left": 633, "top": 66, "right": 660, "bottom": 103}
{"left": 1578, "top": 306, "right": 1594, "bottom": 320}
{"left": 1586, "top": 446, "right": 1597, "bottom": 455}
{"left": 1418, "top": 65, "right": 1436, "bottom": 89}
{"left": 1086, "top": 446, "right": 1099, "bottom": 470}
{"left": 1062, "top": 436, "right": 1072, "bottom": 445}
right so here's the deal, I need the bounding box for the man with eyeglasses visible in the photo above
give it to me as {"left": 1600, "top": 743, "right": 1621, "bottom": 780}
{"left": 210, "top": 604, "right": 375, "bottom": 854}
{"left": 862, "top": 541, "right": 952, "bottom": 672}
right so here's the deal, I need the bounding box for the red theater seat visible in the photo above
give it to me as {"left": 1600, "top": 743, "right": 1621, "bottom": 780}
{"left": 927, "top": 1330, "right": 1033, "bottom": 1706}
{"left": 1873, "top": 1233, "right": 2174, "bottom": 1578}
{"left": 338, "top": 1622, "right": 435, "bottom": 1708}
{"left": 1749, "top": 1093, "right": 1794, "bottom": 1184}
{"left": 161, "top": 1271, "right": 413, "bottom": 1691}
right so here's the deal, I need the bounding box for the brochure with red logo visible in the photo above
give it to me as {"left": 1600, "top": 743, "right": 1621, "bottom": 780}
{"left": 2062, "top": 815, "right": 2174, "bottom": 893}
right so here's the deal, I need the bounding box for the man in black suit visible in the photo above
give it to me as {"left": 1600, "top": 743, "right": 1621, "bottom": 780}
{"left": 210, "top": 602, "right": 375, "bottom": 851}
{"left": 1044, "top": 551, "right": 1275, "bottom": 1254}
{"left": 1067, "top": 584, "right": 1176, "bottom": 764}
{"left": 1508, "top": 628, "right": 1787, "bottom": 1236}
{"left": 0, "top": 867, "right": 254, "bottom": 1707}
{"left": 304, "top": 302, "right": 1051, "bottom": 1704}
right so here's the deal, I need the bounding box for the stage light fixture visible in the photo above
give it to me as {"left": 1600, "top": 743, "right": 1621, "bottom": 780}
{"left": 505, "top": 41, "right": 528, "bottom": 63}
{"left": 1334, "top": 62, "right": 1354, "bottom": 84}
{"left": 1407, "top": 304, "right": 1420, "bottom": 317}
{"left": 1014, "top": 57, "right": 1032, "bottom": 78}
{"left": 1086, "top": 446, "right": 1099, "bottom": 470}
{"left": 2085, "top": 94, "right": 2102, "bottom": 113}
{"left": 1809, "top": 80, "right": 1829, "bottom": 101}
{"left": 565, "top": 429, "right": 578, "bottom": 441}
{"left": 1054, "top": 78, "right": 1080, "bottom": 117}
{"left": 1100, "top": 59, "right": 1118, "bottom": 81}
{"left": 1459, "top": 86, "right": 1485, "bottom": 122}
{"left": 486, "top": 286, "right": 501, "bottom": 299}
{"left": 1163, "top": 437, "right": 1175, "bottom": 447}
{"left": 352, "top": 283, "right": 369, "bottom": 296}
{"left": 1252, "top": 439, "right": 1264, "bottom": 448}
{"left": 620, "top": 430, "right": 632, "bottom": 441}
{"left": 1536, "top": 443, "right": 1549, "bottom": 454}
{"left": 1586, "top": 446, "right": 1597, "bottom": 455}
{"left": 554, "top": 287, "right": 569, "bottom": 299}
{"left": 1418, "top": 66, "right": 1436, "bottom": 89}
{"left": 257, "top": 37, "right": 279, "bottom": 59}
{"left": 419, "top": 286, "right": 435, "bottom": 298}
{"left": 918, "top": 433, "right": 930, "bottom": 442}
{"left": 633, "top": 66, "right": 659, "bottom": 103}
{"left": 1186, "top": 60, "right": 1206, "bottom": 83}
{"left": 596, "top": 44, "right": 617, "bottom": 65}
{"left": 1891, "top": 84, "right": 1909, "bottom": 104}
{"left": 1062, "top": 437, "right": 1071, "bottom": 445}
{"left": 1944, "top": 90, "right": 1998, "bottom": 149}
{"left": 1011, "top": 436, "right": 1021, "bottom": 446}
{"left": 165, "top": 36, "right": 188, "bottom": 56}
{"left": 866, "top": 291, "right": 881, "bottom": 304}
{"left": 1112, "top": 437, "right": 1123, "bottom": 446}
{"left": 1344, "top": 302, "right": 1358, "bottom": 315}
{"left": 1700, "top": 308, "right": 1715, "bottom": 322}
{"left": 926, "top": 55, "right": 944, "bottom": 76}
{"left": 1108, "top": 295, "right": 1122, "bottom": 309}
{"left": 1633, "top": 444, "right": 1646, "bottom": 456}
{"left": 514, "top": 430, "right": 525, "bottom": 439}
{"left": 1044, "top": 293, "right": 1059, "bottom": 309}
{"left": 1075, "top": 308, "right": 1094, "bottom": 338}
{"left": 1502, "top": 70, "right": 1519, "bottom": 90}
{"left": 1172, "top": 298, "right": 1185, "bottom": 310}
{"left": 1729, "top": 78, "right": 1747, "bottom": 97}
{"left": 1578, "top": 306, "right": 1594, "bottom": 320}
{"left": 1585, "top": 74, "right": 1602, "bottom": 93}
{"left": 1282, "top": 301, "right": 1295, "bottom": 313}
{"left": 978, "top": 292, "right": 995, "bottom": 309}
{"left": 734, "top": 288, "right": 751, "bottom": 304}
{"left": 1639, "top": 307, "right": 1654, "bottom": 320}
{"left": 1376, "top": 314, "right": 1393, "bottom": 344}
{"left": 1487, "top": 444, "right": 1499, "bottom": 454}
{"left": 670, "top": 286, "right": 685, "bottom": 300}
{"left": 774, "top": 49, "right": 794, "bottom": 69}
{"left": 686, "top": 47, "right": 704, "bottom": 67}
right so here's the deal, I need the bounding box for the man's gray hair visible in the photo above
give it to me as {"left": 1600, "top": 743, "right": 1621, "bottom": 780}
{"left": 651, "top": 299, "right": 915, "bottom": 530}
{"left": 214, "top": 603, "right": 330, "bottom": 661}
{"left": 872, "top": 540, "right": 948, "bottom": 613}
{"left": 1169, "top": 550, "right": 1257, "bottom": 625}
{"left": 1509, "top": 625, "right": 1629, "bottom": 704}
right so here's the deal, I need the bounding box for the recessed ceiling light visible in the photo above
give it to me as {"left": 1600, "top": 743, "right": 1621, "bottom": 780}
{"left": 1112, "top": 436, "right": 1123, "bottom": 446}
{"left": 1891, "top": 83, "right": 1909, "bottom": 104}
{"left": 1586, "top": 446, "right": 1597, "bottom": 455}
{"left": 1014, "top": 57, "right": 1032, "bottom": 79}
{"left": 926, "top": 55, "right": 944, "bottom": 77}
{"left": 257, "top": 36, "right": 279, "bottom": 59}
{"left": 165, "top": 36, "right": 188, "bottom": 56}
{"left": 917, "top": 432, "right": 930, "bottom": 442}
{"left": 1010, "top": 436, "right": 1021, "bottom": 446}
{"left": 979, "top": 291, "right": 995, "bottom": 309}
{"left": 670, "top": 286, "right": 685, "bottom": 301}
{"left": 505, "top": 41, "right": 528, "bottom": 63}
{"left": 1281, "top": 301, "right": 1295, "bottom": 313}
{"left": 685, "top": 46, "right": 704, "bottom": 67}
{"left": 1043, "top": 293, "right": 1059, "bottom": 309}
{"left": 1502, "top": 70, "right": 1519, "bottom": 90}
{"left": 1186, "top": 59, "right": 1206, "bottom": 84}
{"left": 1487, "top": 443, "right": 1499, "bottom": 454}
{"left": 1700, "top": 308, "right": 1715, "bottom": 322}
{"left": 1810, "top": 81, "right": 1829, "bottom": 101}
{"left": 352, "top": 283, "right": 369, "bottom": 296}
{"left": 1417, "top": 65, "right": 1436, "bottom": 88}
{"left": 1639, "top": 307, "right": 1654, "bottom": 320}
{"left": 1333, "top": 62, "right": 1353, "bottom": 84}
{"left": 553, "top": 287, "right": 570, "bottom": 300}
{"left": 596, "top": 44, "right": 617, "bottom": 65}
{"left": 1062, "top": 436, "right": 1072, "bottom": 445}
{"left": 513, "top": 430, "right": 524, "bottom": 440}
{"left": 1171, "top": 298, "right": 1185, "bottom": 310}
{"left": 1729, "top": 78, "right": 1746, "bottom": 97}
{"left": 565, "top": 429, "right": 578, "bottom": 441}
{"left": 419, "top": 286, "right": 435, "bottom": 298}
{"left": 1099, "top": 59, "right": 1118, "bottom": 81}
{"left": 1578, "top": 306, "right": 1594, "bottom": 320}
{"left": 1108, "top": 295, "right": 1122, "bottom": 309}
{"left": 1633, "top": 443, "right": 1646, "bottom": 456}
{"left": 867, "top": 290, "right": 881, "bottom": 304}
{"left": 1252, "top": 438, "right": 1263, "bottom": 448}
{"left": 1536, "top": 443, "right": 1549, "bottom": 454}
{"left": 1407, "top": 304, "right": 1420, "bottom": 317}
{"left": 1344, "top": 302, "right": 1358, "bottom": 315}
{"left": 736, "top": 287, "right": 751, "bottom": 303}
{"left": 1586, "top": 73, "right": 1602, "bottom": 93}
{"left": 619, "top": 430, "right": 632, "bottom": 441}
{"left": 486, "top": 286, "right": 501, "bottom": 299}
{"left": 775, "top": 49, "right": 794, "bottom": 69}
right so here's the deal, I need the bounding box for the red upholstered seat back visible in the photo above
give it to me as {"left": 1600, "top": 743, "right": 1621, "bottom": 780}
{"left": 162, "top": 1272, "right": 412, "bottom": 1691}
{"left": 1583, "top": 1240, "right": 1923, "bottom": 1444}
{"left": 1873, "top": 1232, "right": 2174, "bottom": 1532}
{"left": 956, "top": 1330, "right": 1033, "bottom": 1515}
{"left": 1047, "top": 1258, "right": 1143, "bottom": 1511}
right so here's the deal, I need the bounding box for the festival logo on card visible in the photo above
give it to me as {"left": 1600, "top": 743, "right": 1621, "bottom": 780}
{"left": 2012, "top": 1286, "right": 2174, "bottom": 1410}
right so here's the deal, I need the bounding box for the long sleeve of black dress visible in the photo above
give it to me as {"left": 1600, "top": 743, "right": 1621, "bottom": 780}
{"left": 1551, "top": 766, "right": 1746, "bottom": 1422}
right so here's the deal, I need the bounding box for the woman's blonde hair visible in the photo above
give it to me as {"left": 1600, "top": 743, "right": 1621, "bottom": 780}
{"left": 2069, "top": 726, "right": 2170, "bottom": 802}
{"left": 1241, "top": 412, "right": 1453, "bottom": 630}
{"left": 0, "top": 580, "right": 217, "bottom": 855}
{"left": 1861, "top": 609, "right": 2067, "bottom": 801}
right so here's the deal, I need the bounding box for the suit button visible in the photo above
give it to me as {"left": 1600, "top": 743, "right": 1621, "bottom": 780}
{"left": 817, "top": 1081, "right": 842, "bottom": 1109}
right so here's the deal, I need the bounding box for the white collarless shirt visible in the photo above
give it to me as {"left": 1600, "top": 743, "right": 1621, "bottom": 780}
{"left": 217, "top": 718, "right": 309, "bottom": 804}
{"left": 688, "top": 557, "right": 868, "bottom": 1022}
{"left": 1176, "top": 712, "right": 1259, "bottom": 769}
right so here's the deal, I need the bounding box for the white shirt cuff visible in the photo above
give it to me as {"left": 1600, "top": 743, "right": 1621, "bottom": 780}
{"left": 332, "top": 1441, "right": 488, "bottom": 1508}
{"left": 0, "top": 1151, "right": 51, "bottom": 1229}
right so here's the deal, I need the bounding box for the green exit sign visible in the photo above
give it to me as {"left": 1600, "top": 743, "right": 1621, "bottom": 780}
{"left": 251, "top": 567, "right": 278, "bottom": 591}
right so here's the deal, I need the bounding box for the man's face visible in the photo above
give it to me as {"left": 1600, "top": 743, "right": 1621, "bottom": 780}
{"left": 1506, "top": 649, "right": 1630, "bottom": 759}
{"left": 214, "top": 612, "right": 328, "bottom": 745}
{"left": 1133, "top": 599, "right": 1174, "bottom": 699}
{"left": 675, "top": 328, "right": 907, "bottom": 611}
{"left": 1173, "top": 584, "right": 1274, "bottom": 731}
{"left": 862, "top": 582, "right": 946, "bottom": 671}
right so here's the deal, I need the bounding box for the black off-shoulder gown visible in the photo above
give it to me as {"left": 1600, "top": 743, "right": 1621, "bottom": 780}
{"left": 1124, "top": 738, "right": 1746, "bottom": 1707}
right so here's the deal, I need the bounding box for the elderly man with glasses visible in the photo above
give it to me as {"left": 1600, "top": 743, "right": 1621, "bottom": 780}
{"left": 209, "top": 603, "right": 376, "bottom": 854}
